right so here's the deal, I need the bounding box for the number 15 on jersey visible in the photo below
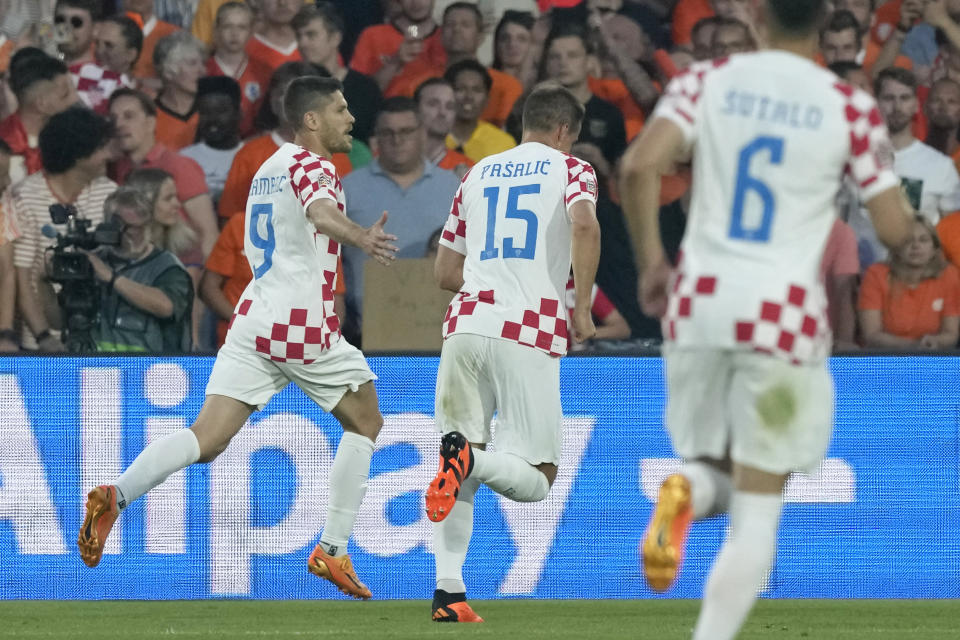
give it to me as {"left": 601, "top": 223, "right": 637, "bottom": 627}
{"left": 480, "top": 183, "right": 540, "bottom": 261}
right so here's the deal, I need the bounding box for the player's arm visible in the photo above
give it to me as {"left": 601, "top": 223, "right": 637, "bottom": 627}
{"left": 619, "top": 116, "right": 687, "bottom": 318}
{"left": 434, "top": 245, "right": 465, "bottom": 292}
{"left": 306, "top": 201, "right": 398, "bottom": 266}
{"left": 570, "top": 200, "right": 600, "bottom": 343}
{"left": 859, "top": 309, "right": 920, "bottom": 349}
{"left": 863, "top": 186, "right": 913, "bottom": 250}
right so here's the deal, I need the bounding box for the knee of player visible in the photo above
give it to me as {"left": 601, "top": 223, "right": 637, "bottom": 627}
{"left": 342, "top": 410, "right": 383, "bottom": 441}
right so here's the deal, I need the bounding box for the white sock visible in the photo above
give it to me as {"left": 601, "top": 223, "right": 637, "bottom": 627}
{"left": 113, "top": 429, "right": 200, "bottom": 509}
{"left": 682, "top": 462, "right": 733, "bottom": 520}
{"left": 692, "top": 491, "right": 783, "bottom": 640}
{"left": 319, "top": 431, "right": 375, "bottom": 557}
{"left": 434, "top": 475, "right": 479, "bottom": 594}
{"left": 470, "top": 449, "right": 549, "bottom": 502}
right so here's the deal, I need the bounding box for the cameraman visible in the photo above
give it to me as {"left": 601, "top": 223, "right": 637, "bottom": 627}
{"left": 85, "top": 188, "right": 193, "bottom": 352}
{"left": 11, "top": 107, "right": 116, "bottom": 351}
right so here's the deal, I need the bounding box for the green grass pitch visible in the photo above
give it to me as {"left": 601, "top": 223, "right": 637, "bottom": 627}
{"left": 1, "top": 600, "right": 958, "bottom": 639}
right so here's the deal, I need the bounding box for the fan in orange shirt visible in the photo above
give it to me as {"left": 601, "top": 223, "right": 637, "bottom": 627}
{"left": 384, "top": 3, "right": 522, "bottom": 128}
{"left": 206, "top": 2, "right": 272, "bottom": 138}
{"left": 245, "top": 0, "right": 302, "bottom": 71}
{"left": 201, "top": 210, "right": 348, "bottom": 347}
{"left": 859, "top": 215, "right": 960, "bottom": 349}
{"left": 153, "top": 31, "right": 205, "bottom": 150}
{"left": 672, "top": 0, "right": 714, "bottom": 46}
{"left": 125, "top": 3, "right": 179, "bottom": 82}
{"left": 218, "top": 61, "right": 353, "bottom": 219}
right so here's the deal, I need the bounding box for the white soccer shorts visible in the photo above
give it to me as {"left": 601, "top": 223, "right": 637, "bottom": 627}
{"left": 434, "top": 333, "right": 563, "bottom": 465}
{"left": 662, "top": 345, "right": 834, "bottom": 475}
{"left": 206, "top": 337, "right": 376, "bottom": 411}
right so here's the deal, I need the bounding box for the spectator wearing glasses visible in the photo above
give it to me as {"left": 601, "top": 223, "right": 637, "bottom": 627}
{"left": 341, "top": 97, "right": 461, "bottom": 337}
{"left": 87, "top": 187, "right": 193, "bottom": 353}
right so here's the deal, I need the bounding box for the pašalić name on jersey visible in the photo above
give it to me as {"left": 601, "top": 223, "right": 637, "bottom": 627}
{"left": 480, "top": 159, "right": 551, "bottom": 180}
{"left": 721, "top": 90, "right": 824, "bottom": 131}
{"left": 249, "top": 175, "right": 288, "bottom": 197}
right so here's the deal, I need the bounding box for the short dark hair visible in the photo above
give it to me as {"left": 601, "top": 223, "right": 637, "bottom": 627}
{"left": 376, "top": 96, "right": 420, "bottom": 126}
{"left": 256, "top": 61, "right": 328, "bottom": 130}
{"left": 691, "top": 15, "right": 722, "bottom": 41}
{"left": 822, "top": 10, "right": 861, "bottom": 38}
{"left": 522, "top": 81, "right": 585, "bottom": 135}
{"left": 283, "top": 76, "right": 344, "bottom": 131}
{"left": 10, "top": 54, "right": 68, "bottom": 99}
{"left": 875, "top": 66, "right": 917, "bottom": 97}
{"left": 544, "top": 23, "right": 592, "bottom": 55}
{"left": 55, "top": 0, "right": 102, "bottom": 20}
{"left": 292, "top": 2, "right": 344, "bottom": 34}
{"left": 215, "top": 0, "right": 253, "bottom": 24}
{"left": 765, "top": 0, "right": 827, "bottom": 37}
{"left": 197, "top": 75, "right": 242, "bottom": 109}
{"left": 444, "top": 59, "right": 493, "bottom": 93}
{"left": 40, "top": 107, "right": 112, "bottom": 174}
{"left": 443, "top": 2, "right": 483, "bottom": 26}
{"left": 414, "top": 77, "right": 453, "bottom": 104}
{"left": 828, "top": 60, "right": 864, "bottom": 79}
{"left": 108, "top": 87, "right": 157, "bottom": 116}
{"left": 98, "top": 14, "right": 144, "bottom": 60}
{"left": 493, "top": 10, "right": 535, "bottom": 71}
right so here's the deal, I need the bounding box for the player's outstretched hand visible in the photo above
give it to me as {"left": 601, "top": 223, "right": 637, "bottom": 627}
{"left": 362, "top": 211, "right": 399, "bottom": 266}
{"left": 639, "top": 259, "right": 672, "bottom": 319}
{"left": 572, "top": 305, "right": 597, "bottom": 344}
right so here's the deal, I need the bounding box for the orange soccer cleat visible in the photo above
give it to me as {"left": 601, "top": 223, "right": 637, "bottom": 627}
{"left": 307, "top": 544, "right": 372, "bottom": 600}
{"left": 641, "top": 473, "right": 693, "bottom": 592}
{"left": 425, "top": 431, "right": 474, "bottom": 523}
{"left": 77, "top": 485, "right": 120, "bottom": 568}
{"left": 431, "top": 589, "right": 484, "bottom": 623}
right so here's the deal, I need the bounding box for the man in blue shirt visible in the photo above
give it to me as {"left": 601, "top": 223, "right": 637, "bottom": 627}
{"left": 342, "top": 96, "right": 461, "bottom": 339}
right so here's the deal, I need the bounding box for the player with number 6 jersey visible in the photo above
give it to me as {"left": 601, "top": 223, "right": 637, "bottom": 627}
{"left": 424, "top": 83, "right": 601, "bottom": 623}
{"left": 620, "top": 2, "right": 914, "bottom": 639}
{"left": 78, "top": 77, "right": 399, "bottom": 602}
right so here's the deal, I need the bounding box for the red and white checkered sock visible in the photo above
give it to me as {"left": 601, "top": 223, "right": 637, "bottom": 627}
{"left": 319, "top": 431, "right": 375, "bottom": 557}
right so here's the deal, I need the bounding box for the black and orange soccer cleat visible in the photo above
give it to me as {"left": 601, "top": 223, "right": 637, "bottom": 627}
{"left": 431, "top": 589, "right": 484, "bottom": 623}
{"left": 77, "top": 485, "right": 120, "bottom": 568}
{"left": 641, "top": 473, "right": 693, "bottom": 592}
{"left": 307, "top": 544, "right": 372, "bottom": 600}
{"left": 425, "top": 431, "right": 474, "bottom": 523}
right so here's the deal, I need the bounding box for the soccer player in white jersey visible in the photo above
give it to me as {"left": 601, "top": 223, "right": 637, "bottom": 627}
{"left": 619, "top": 1, "right": 914, "bottom": 638}
{"left": 423, "top": 82, "right": 602, "bottom": 623}
{"left": 77, "top": 76, "right": 399, "bottom": 600}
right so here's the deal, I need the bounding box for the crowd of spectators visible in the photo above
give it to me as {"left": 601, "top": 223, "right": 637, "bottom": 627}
{"left": 1, "top": 0, "right": 960, "bottom": 353}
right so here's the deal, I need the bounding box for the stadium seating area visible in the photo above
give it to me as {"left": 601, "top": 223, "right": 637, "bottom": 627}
{"left": 2, "top": 0, "right": 960, "bottom": 354}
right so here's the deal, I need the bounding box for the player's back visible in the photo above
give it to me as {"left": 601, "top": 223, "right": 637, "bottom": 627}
{"left": 659, "top": 51, "right": 896, "bottom": 362}
{"left": 439, "top": 141, "right": 597, "bottom": 357}
{"left": 227, "top": 143, "right": 344, "bottom": 361}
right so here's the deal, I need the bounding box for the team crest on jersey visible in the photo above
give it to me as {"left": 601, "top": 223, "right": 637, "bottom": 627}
{"left": 584, "top": 177, "right": 597, "bottom": 195}
{"left": 317, "top": 173, "right": 332, "bottom": 187}
{"left": 244, "top": 81, "right": 261, "bottom": 102}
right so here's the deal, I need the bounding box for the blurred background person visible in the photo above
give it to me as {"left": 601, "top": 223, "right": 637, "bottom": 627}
{"left": 11, "top": 107, "right": 116, "bottom": 351}
{"left": 247, "top": 0, "right": 302, "bottom": 71}
{"left": 95, "top": 14, "right": 144, "bottom": 79}
{"left": 859, "top": 214, "right": 960, "bottom": 349}
{"left": 153, "top": 31, "right": 206, "bottom": 150}
{"left": 444, "top": 59, "right": 516, "bottom": 162}
{"left": 125, "top": 0, "right": 180, "bottom": 84}
{"left": 87, "top": 187, "right": 193, "bottom": 352}
{"left": 492, "top": 10, "right": 537, "bottom": 90}
{"left": 54, "top": 0, "right": 99, "bottom": 68}
{"left": 180, "top": 76, "right": 243, "bottom": 208}
{"left": 414, "top": 77, "right": 472, "bottom": 177}
{"left": 0, "top": 138, "right": 16, "bottom": 351}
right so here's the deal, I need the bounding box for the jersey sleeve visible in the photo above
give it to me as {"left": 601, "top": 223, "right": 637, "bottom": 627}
{"left": 835, "top": 84, "right": 900, "bottom": 203}
{"left": 564, "top": 157, "right": 598, "bottom": 213}
{"left": 288, "top": 151, "right": 341, "bottom": 213}
{"left": 439, "top": 178, "right": 467, "bottom": 255}
{"left": 652, "top": 64, "right": 710, "bottom": 152}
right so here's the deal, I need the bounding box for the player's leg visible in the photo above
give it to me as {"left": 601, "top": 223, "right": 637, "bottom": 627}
{"left": 643, "top": 347, "right": 734, "bottom": 591}
{"left": 79, "top": 348, "right": 280, "bottom": 568}
{"left": 285, "top": 340, "right": 379, "bottom": 599}
{"left": 691, "top": 353, "right": 834, "bottom": 640}
{"left": 428, "top": 334, "right": 495, "bottom": 623}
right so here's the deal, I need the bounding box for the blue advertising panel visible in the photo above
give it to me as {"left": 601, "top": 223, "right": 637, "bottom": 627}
{"left": 0, "top": 356, "right": 957, "bottom": 599}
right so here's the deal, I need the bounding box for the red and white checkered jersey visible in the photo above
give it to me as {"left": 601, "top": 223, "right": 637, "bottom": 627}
{"left": 69, "top": 62, "right": 132, "bottom": 114}
{"left": 654, "top": 51, "right": 899, "bottom": 364}
{"left": 439, "top": 141, "right": 598, "bottom": 357}
{"left": 225, "top": 143, "right": 343, "bottom": 363}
